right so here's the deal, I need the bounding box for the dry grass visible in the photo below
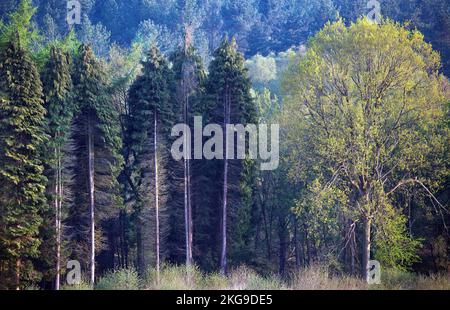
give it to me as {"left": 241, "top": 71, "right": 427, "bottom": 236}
{"left": 290, "top": 265, "right": 367, "bottom": 290}
{"left": 57, "top": 265, "right": 450, "bottom": 290}
{"left": 376, "top": 269, "right": 450, "bottom": 290}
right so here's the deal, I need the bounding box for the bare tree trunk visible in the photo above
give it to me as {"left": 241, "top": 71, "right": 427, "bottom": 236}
{"left": 154, "top": 110, "right": 160, "bottom": 284}
{"left": 15, "top": 258, "right": 21, "bottom": 290}
{"left": 182, "top": 74, "right": 193, "bottom": 267}
{"left": 362, "top": 217, "right": 371, "bottom": 280}
{"left": 55, "top": 144, "right": 61, "bottom": 290}
{"left": 220, "top": 88, "right": 231, "bottom": 275}
{"left": 187, "top": 154, "right": 193, "bottom": 264}
{"left": 136, "top": 218, "right": 144, "bottom": 274}
{"left": 87, "top": 115, "right": 95, "bottom": 286}
{"left": 278, "top": 222, "right": 287, "bottom": 276}
{"left": 293, "top": 216, "right": 301, "bottom": 268}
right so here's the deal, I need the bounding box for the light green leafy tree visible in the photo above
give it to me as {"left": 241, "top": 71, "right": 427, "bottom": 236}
{"left": 282, "top": 18, "right": 449, "bottom": 277}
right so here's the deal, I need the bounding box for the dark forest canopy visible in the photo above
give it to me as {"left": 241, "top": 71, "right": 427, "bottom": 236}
{"left": 0, "top": 0, "right": 449, "bottom": 290}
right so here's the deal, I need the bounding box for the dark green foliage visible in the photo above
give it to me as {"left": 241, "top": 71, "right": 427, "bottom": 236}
{"left": 126, "top": 46, "right": 173, "bottom": 274}
{"left": 167, "top": 45, "right": 207, "bottom": 267}
{"left": 0, "top": 39, "right": 47, "bottom": 289}
{"left": 201, "top": 38, "right": 258, "bottom": 271}
{"left": 37, "top": 46, "right": 73, "bottom": 287}
{"left": 67, "top": 44, "right": 122, "bottom": 271}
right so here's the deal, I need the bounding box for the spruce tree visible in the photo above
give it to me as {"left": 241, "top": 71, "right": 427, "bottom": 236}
{"left": 168, "top": 40, "right": 206, "bottom": 268}
{"left": 0, "top": 38, "right": 47, "bottom": 289}
{"left": 40, "top": 46, "right": 73, "bottom": 290}
{"left": 127, "top": 46, "right": 173, "bottom": 278}
{"left": 68, "top": 44, "right": 122, "bottom": 285}
{"left": 203, "top": 38, "right": 257, "bottom": 274}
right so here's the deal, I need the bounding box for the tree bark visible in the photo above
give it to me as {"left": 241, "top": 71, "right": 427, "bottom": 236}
{"left": 362, "top": 217, "right": 371, "bottom": 280}
{"left": 293, "top": 216, "right": 301, "bottom": 268}
{"left": 182, "top": 69, "right": 193, "bottom": 267}
{"left": 278, "top": 222, "right": 287, "bottom": 276}
{"left": 54, "top": 147, "right": 59, "bottom": 290}
{"left": 220, "top": 87, "right": 231, "bottom": 275}
{"left": 87, "top": 115, "right": 95, "bottom": 286}
{"left": 15, "top": 258, "right": 21, "bottom": 290}
{"left": 154, "top": 110, "right": 160, "bottom": 283}
{"left": 55, "top": 144, "right": 61, "bottom": 290}
{"left": 136, "top": 217, "right": 144, "bottom": 274}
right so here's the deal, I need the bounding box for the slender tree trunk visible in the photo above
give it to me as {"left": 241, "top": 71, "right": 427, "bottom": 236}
{"left": 362, "top": 217, "right": 371, "bottom": 280}
{"left": 183, "top": 77, "right": 193, "bottom": 267}
{"left": 304, "top": 223, "right": 311, "bottom": 265}
{"left": 278, "top": 223, "right": 287, "bottom": 276}
{"left": 87, "top": 115, "right": 95, "bottom": 286}
{"left": 220, "top": 88, "right": 230, "bottom": 275}
{"left": 136, "top": 218, "right": 144, "bottom": 274}
{"left": 187, "top": 155, "right": 193, "bottom": 264}
{"left": 261, "top": 199, "right": 272, "bottom": 261}
{"left": 154, "top": 110, "right": 160, "bottom": 284}
{"left": 55, "top": 144, "right": 61, "bottom": 290}
{"left": 15, "top": 258, "right": 21, "bottom": 290}
{"left": 293, "top": 216, "right": 301, "bottom": 268}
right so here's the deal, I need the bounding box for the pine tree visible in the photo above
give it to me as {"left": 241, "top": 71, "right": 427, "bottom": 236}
{"left": 127, "top": 46, "right": 173, "bottom": 279}
{"left": 68, "top": 44, "right": 122, "bottom": 285}
{"left": 203, "top": 38, "right": 257, "bottom": 274}
{"left": 0, "top": 38, "right": 47, "bottom": 289}
{"left": 40, "top": 46, "right": 73, "bottom": 290}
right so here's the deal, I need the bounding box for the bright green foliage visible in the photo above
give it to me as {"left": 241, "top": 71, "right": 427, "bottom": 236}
{"left": 283, "top": 18, "right": 448, "bottom": 270}
{"left": 373, "top": 203, "right": 422, "bottom": 270}
{"left": 0, "top": 39, "right": 47, "bottom": 289}
{"left": 0, "top": 0, "right": 40, "bottom": 51}
{"left": 34, "top": 30, "right": 80, "bottom": 70}
{"left": 95, "top": 268, "right": 140, "bottom": 290}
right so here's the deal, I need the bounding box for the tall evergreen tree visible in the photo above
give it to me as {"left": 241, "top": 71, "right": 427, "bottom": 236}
{"left": 127, "top": 46, "right": 173, "bottom": 278}
{"left": 168, "top": 33, "right": 207, "bottom": 268}
{"left": 40, "top": 46, "right": 73, "bottom": 290}
{"left": 204, "top": 38, "right": 257, "bottom": 274}
{"left": 0, "top": 38, "right": 47, "bottom": 289}
{"left": 68, "top": 44, "right": 122, "bottom": 285}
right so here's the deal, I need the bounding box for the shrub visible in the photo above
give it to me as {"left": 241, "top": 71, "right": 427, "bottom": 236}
{"left": 96, "top": 268, "right": 140, "bottom": 290}
{"left": 227, "top": 266, "right": 285, "bottom": 290}
{"left": 144, "top": 264, "right": 203, "bottom": 290}
{"left": 201, "top": 272, "right": 228, "bottom": 290}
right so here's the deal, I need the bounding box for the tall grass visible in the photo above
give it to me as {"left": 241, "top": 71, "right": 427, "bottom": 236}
{"left": 58, "top": 264, "right": 449, "bottom": 290}
{"left": 96, "top": 268, "right": 140, "bottom": 290}
{"left": 377, "top": 269, "right": 450, "bottom": 290}
{"left": 290, "top": 265, "right": 367, "bottom": 290}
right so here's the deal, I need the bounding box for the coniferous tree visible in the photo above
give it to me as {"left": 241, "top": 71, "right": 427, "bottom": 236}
{"left": 40, "top": 46, "right": 73, "bottom": 290}
{"left": 0, "top": 38, "right": 47, "bottom": 289}
{"left": 168, "top": 32, "right": 207, "bottom": 268}
{"left": 68, "top": 44, "right": 122, "bottom": 285}
{"left": 127, "top": 46, "right": 173, "bottom": 278}
{"left": 204, "top": 38, "right": 257, "bottom": 274}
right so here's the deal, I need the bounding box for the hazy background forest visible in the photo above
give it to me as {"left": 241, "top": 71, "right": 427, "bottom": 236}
{"left": 0, "top": 0, "right": 449, "bottom": 290}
